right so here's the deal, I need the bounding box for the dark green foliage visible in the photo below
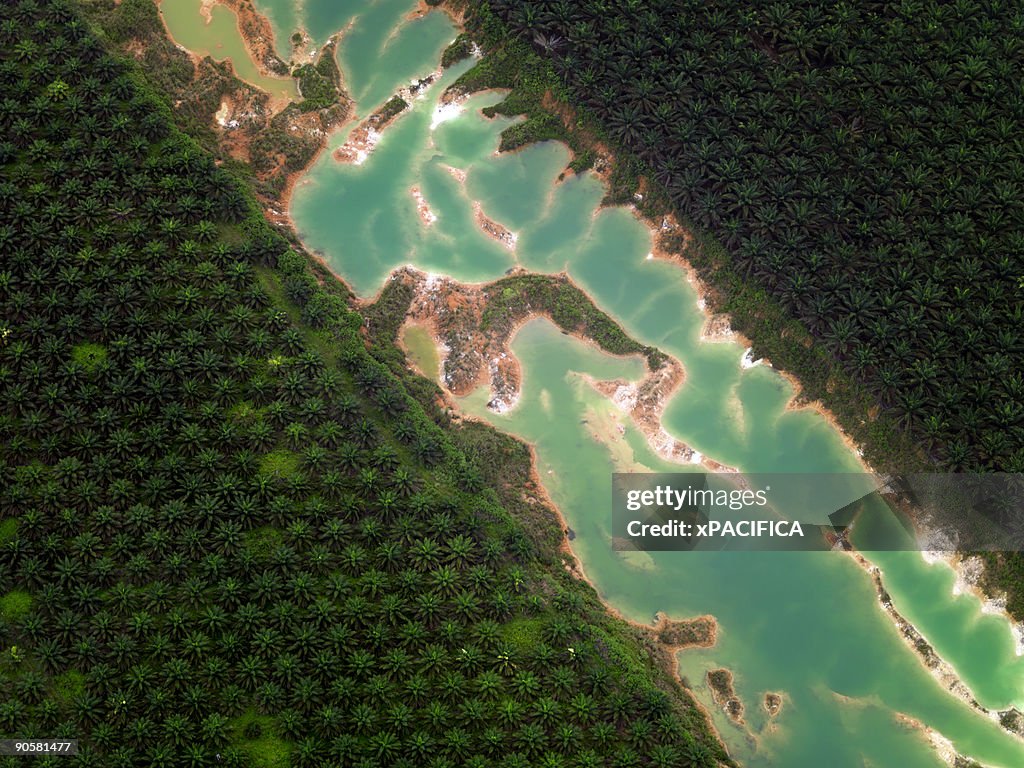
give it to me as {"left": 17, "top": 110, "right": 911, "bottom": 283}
{"left": 567, "top": 149, "right": 595, "bottom": 174}
{"left": 292, "top": 63, "right": 333, "bottom": 108}
{"left": 441, "top": 33, "right": 474, "bottom": 69}
{"left": 78, "top": 0, "right": 226, "bottom": 148}
{"left": 80, "top": 0, "right": 192, "bottom": 96}
{"left": 82, "top": 0, "right": 346, "bottom": 201}
{"left": 604, "top": 155, "right": 643, "bottom": 207}
{"left": 449, "top": 34, "right": 586, "bottom": 157}
{"left": 450, "top": 15, "right": 644, "bottom": 202}
{"left": 364, "top": 280, "right": 417, "bottom": 346}
{"left": 483, "top": 275, "right": 667, "bottom": 369}
{"left": 292, "top": 42, "right": 341, "bottom": 112}
{"left": 360, "top": 279, "right": 453, "bottom": 426}
{"left": 0, "top": 1, "right": 728, "bottom": 765}
{"left": 376, "top": 95, "right": 408, "bottom": 124}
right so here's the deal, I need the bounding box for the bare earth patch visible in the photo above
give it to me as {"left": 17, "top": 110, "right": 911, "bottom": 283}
{"left": 473, "top": 201, "right": 517, "bottom": 249}
{"left": 378, "top": 261, "right": 740, "bottom": 470}
{"left": 589, "top": 371, "right": 736, "bottom": 472}
{"left": 410, "top": 186, "right": 437, "bottom": 225}
{"left": 391, "top": 268, "right": 522, "bottom": 412}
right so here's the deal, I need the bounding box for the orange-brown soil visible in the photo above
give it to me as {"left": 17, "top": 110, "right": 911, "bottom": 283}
{"left": 383, "top": 262, "right": 739, "bottom": 472}
{"left": 539, "top": 90, "right": 614, "bottom": 182}
{"left": 392, "top": 268, "right": 523, "bottom": 411}
{"left": 407, "top": 0, "right": 466, "bottom": 24}
{"left": 640, "top": 207, "right": 874, "bottom": 471}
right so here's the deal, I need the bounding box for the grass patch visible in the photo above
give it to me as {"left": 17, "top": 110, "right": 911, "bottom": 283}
{"left": 228, "top": 710, "right": 292, "bottom": 768}
{"left": 228, "top": 401, "right": 259, "bottom": 423}
{"left": 0, "top": 518, "right": 18, "bottom": 545}
{"left": 243, "top": 526, "right": 283, "bottom": 560}
{"left": 0, "top": 590, "right": 32, "bottom": 622}
{"left": 71, "top": 343, "right": 107, "bottom": 373}
{"left": 53, "top": 670, "right": 86, "bottom": 705}
{"left": 259, "top": 450, "right": 300, "bottom": 479}
{"left": 502, "top": 616, "right": 544, "bottom": 653}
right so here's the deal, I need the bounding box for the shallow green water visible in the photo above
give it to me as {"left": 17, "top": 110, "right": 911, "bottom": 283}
{"left": 160, "top": 0, "right": 297, "bottom": 102}
{"left": 462, "top": 321, "right": 1024, "bottom": 768}
{"left": 184, "top": 2, "right": 1024, "bottom": 765}
{"left": 400, "top": 324, "right": 440, "bottom": 382}
{"left": 249, "top": 0, "right": 300, "bottom": 49}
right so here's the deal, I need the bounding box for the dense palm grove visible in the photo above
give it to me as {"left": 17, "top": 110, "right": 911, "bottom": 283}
{"left": 0, "top": 1, "right": 728, "bottom": 765}
{"left": 482, "top": 0, "right": 1024, "bottom": 473}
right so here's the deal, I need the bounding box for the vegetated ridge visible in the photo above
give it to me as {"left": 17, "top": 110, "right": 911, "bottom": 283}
{"left": 78, "top": 0, "right": 348, "bottom": 218}
{"left": 463, "top": 0, "right": 1024, "bottom": 612}
{"left": 0, "top": 1, "right": 731, "bottom": 765}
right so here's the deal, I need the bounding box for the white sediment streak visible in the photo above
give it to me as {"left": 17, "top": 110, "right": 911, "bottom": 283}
{"left": 411, "top": 187, "right": 437, "bottom": 225}
{"left": 740, "top": 347, "right": 763, "bottom": 369}
{"left": 431, "top": 102, "right": 463, "bottom": 130}
{"left": 487, "top": 393, "right": 519, "bottom": 414}
{"left": 920, "top": 549, "right": 1024, "bottom": 657}
{"left": 441, "top": 164, "right": 467, "bottom": 183}
{"left": 354, "top": 129, "right": 380, "bottom": 165}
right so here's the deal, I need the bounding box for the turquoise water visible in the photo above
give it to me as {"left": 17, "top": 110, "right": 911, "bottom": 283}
{"left": 189, "top": 2, "right": 1024, "bottom": 765}
{"left": 400, "top": 323, "right": 440, "bottom": 381}
{"left": 250, "top": 0, "right": 300, "bottom": 52}
{"left": 461, "top": 321, "right": 1024, "bottom": 767}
